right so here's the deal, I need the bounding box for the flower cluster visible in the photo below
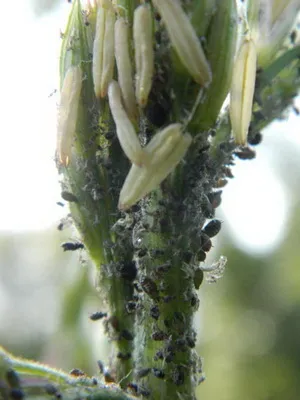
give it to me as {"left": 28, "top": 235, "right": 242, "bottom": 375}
{"left": 57, "top": 0, "right": 300, "bottom": 206}
{"left": 57, "top": 0, "right": 213, "bottom": 209}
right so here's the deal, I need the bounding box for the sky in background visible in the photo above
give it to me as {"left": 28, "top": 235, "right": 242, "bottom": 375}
{"left": 0, "top": 1, "right": 300, "bottom": 256}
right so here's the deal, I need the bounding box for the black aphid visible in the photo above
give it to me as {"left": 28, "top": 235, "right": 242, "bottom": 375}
{"left": 136, "top": 368, "right": 151, "bottom": 379}
{"left": 152, "top": 368, "right": 165, "bottom": 379}
{"left": 117, "top": 352, "right": 131, "bottom": 360}
{"left": 61, "top": 242, "right": 84, "bottom": 251}
{"left": 120, "top": 329, "right": 134, "bottom": 341}
{"left": 140, "top": 277, "right": 159, "bottom": 299}
{"left": 150, "top": 305, "right": 160, "bottom": 320}
{"left": 151, "top": 330, "right": 168, "bottom": 341}
{"left": 69, "top": 368, "right": 85, "bottom": 376}
{"left": 89, "top": 311, "right": 107, "bottom": 321}
{"left": 200, "top": 232, "right": 212, "bottom": 252}
{"left": 61, "top": 191, "right": 78, "bottom": 202}
{"left": 203, "top": 219, "right": 222, "bottom": 238}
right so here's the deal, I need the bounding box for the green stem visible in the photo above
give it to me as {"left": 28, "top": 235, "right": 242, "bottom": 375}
{"left": 0, "top": 346, "right": 134, "bottom": 400}
{"left": 133, "top": 211, "right": 201, "bottom": 400}
{"left": 59, "top": 0, "right": 136, "bottom": 383}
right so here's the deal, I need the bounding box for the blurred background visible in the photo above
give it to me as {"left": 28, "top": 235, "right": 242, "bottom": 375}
{"left": 0, "top": 1, "right": 300, "bottom": 399}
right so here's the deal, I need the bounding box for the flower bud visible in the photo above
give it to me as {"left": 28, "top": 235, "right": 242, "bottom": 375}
{"left": 93, "top": 0, "right": 115, "bottom": 98}
{"left": 114, "top": 18, "right": 138, "bottom": 120}
{"left": 118, "top": 129, "right": 192, "bottom": 210}
{"left": 145, "top": 123, "right": 183, "bottom": 166}
{"left": 133, "top": 4, "right": 154, "bottom": 107}
{"left": 108, "top": 81, "right": 147, "bottom": 166}
{"left": 152, "top": 0, "right": 212, "bottom": 86}
{"left": 230, "top": 38, "right": 257, "bottom": 145}
{"left": 57, "top": 66, "right": 82, "bottom": 167}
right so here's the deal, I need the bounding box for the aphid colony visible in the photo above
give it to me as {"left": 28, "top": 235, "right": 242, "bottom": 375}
{"left": 57, "top": 0, "right": 300, "bottom": 211}
{"left": 57, "top": 0, "right": 265, "bottom": 210}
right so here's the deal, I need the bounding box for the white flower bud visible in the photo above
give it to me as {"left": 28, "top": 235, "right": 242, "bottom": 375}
{"left": 152, "top": 0, "right": 212, "bottom": 86}
{"left": 114, "top": 18, "right": 138, "bottom": 120}
{"left": 230, "top": 38, "right": 257, "bottom": 145}
{"left": 133, "top": 4, "right": 154, "bottom": 107}
{"left": 93, "top": 0, "right": 115, "bottom": 98}
{"left": 108, "top": 81, "right": 147, "bottom": 166}
{"left": 57, "top": 66, "right": 82, "bottom": 167}
{"left": 118, "top": 129, "right": 192, "bottom": 210}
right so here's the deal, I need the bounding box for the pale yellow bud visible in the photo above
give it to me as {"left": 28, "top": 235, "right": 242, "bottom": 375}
{"left": 114, "top": 18, "right": 138, "bottom": 120}
{"left": 152, "top": 0, "right": 212, "bottom": 86}
{"left": 93, "top": 1, "right": 115, "bottom": 98}
{"left": 145, "top": 123, "right": 183, "bottom": 166}
{"left": 118, "top": 128, "right": 192, "bottom": 210}
{"left": 133, "top": 4, "right": 154, "bottom": 107}
{"left": 230, "top": 38, "right": 257, "bottom": 145}
{"left": 57, "top": 66, "right": 82, "bottom": 167}
{"left": 108, "top": 81, "right": 147, "bottom": 166}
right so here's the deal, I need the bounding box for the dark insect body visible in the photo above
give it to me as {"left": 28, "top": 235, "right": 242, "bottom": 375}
{"left": 202, "top": 219, "right": 222, "bottom": 238}
{"left": 61, "top": 242, "right": 84, "bottom": 251}
{"left": 69, "top": 368, "right": 85, "bottom": 376}
{"left": 89, "top": 311, "right": 108, "bottom": 321}
{"left": 61, "top": 191, "right": 78, "bottom": 202}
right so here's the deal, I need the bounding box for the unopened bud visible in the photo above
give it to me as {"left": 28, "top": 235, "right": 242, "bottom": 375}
{"left": 57, "top": 66, "right": 82, "bottom": 167}
{"left": 108, "top": 81, "right": 147, "bottom": 166}
{"left": 118, "top": 129, "right": 192, "bottom": 210}
{"left": 230, "top": 38, "right": 257, "bottom": 145}
{"left": 114, "top": 18, "right": 137, "bottom": 120}
{"left": 152, "top": 0, "right": 212, "bottom": 86}
{"left": 133, "top": 4, "right": 154, "bottom": 107}
{"left": 93, "top": 0, "right": 115, "bottom": 98}
{"left": 145, "top": 123, "right": 183, "bottom": 166}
